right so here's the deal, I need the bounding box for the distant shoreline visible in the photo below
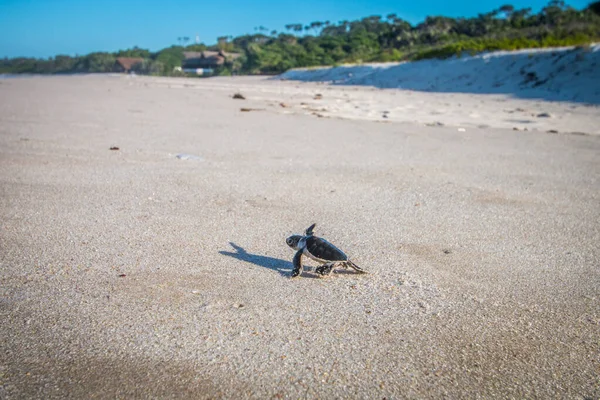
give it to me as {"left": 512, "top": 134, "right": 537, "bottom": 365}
{"left": 5, "top": 44, "right": 598, "bottom": 106}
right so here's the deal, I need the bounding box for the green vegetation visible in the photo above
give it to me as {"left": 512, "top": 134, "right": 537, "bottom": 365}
{"left": 1, "top": 1, "right": 599, "bottom": 76}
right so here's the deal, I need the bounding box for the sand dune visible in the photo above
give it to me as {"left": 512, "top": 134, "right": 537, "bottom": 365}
{"left": 281, "top": 44, "right": 600, "bottom": 104}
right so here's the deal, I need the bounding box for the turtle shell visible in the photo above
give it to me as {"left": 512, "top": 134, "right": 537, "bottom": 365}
{"left": 305, "top": 236, "right": 347, "bottom": 262}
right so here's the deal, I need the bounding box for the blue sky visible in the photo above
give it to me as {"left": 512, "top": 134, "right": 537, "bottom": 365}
{"left": 0, "top": 0, "right": 592, "bottom": 58}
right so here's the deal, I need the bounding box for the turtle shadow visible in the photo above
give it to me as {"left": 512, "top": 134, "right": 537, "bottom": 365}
{"left": 219, "top": 242, "right": 295, "bottom": 277}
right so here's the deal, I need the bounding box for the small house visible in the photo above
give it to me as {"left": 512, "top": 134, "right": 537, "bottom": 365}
{"left": 114, "top": 57, "right": 144, "bottom": 73}
{"left": 181, "top": 51, "right": 240, "bottom": 74}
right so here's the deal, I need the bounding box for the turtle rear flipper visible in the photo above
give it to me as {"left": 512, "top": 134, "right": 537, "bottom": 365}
{"left": 345, "top": 260, "right": 366, "bottom": 274}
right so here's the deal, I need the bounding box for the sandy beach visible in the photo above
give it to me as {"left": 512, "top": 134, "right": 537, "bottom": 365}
{"left": 1, "top": 73, "right": 599, "bottom": 398}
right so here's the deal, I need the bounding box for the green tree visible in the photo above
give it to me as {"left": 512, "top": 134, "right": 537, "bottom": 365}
{"left": 153, "top": 46, "right": 184, "bottom": 75}
{"left": 72, "top": 52, "right": 116, "bottom": 73}
{"left": 131, "top": 59, "right": 164, "bottom": 75}
{"left": 116, "top": 46, "right": 150, "bottom": 58}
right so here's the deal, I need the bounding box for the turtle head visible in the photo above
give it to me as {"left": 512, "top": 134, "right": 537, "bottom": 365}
{"left": 286, "top": 235, "right": 303, "bottom": 250}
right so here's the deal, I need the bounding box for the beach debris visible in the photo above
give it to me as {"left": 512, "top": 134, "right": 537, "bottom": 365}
{"left": 547, "top": 129, "right": 559, "bottom": 134}
{"left": 286, "top": 223, "right": 366, "bottom": 278}
{"left": 279, "top": 102, "right": 289, "bottom": 108}
{"left": 425, "top": 122, "right": 444, "bottom": 127}
{"left": 118, "top": 273, "right": 126, "bottom": 278}
{"left": 443, "top": 249, "right": 452, "bottom": 254}
{"left": 109, "top": 146, "right": 120, "bottom": 151}
{"left": 240, "top": 107, "right": 264, "bottom": 112}
{"left": 176, "top": 153, "right": 203, "bottom": 161}
{"left": 233, "top": 303, "right": 245, "bottom": 309}
{"left": 457, "top": 128, "right": 466, "bottom": 132}
{"left": 314, "top": 93, "right": 323, "bottom": 100}
{"left": 537, "top": 112, "right": 553, "bottom": 118}
{"left": 513, "top": 127, "right": 520, "bottom": 131}
{"left": 232, "top": 93, "right": 246, "bottom": 100}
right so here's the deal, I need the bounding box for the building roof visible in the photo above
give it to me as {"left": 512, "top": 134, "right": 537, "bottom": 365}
{"left": 181, "top": 50, "right": 241, "bottom": 69}
{"left": 183, "top": 51, "right": 204, "bottom": 60}
{"left": 202, "top": 50, "right": 221, "bottom": 58}
{"left": 115, "top": 57, "right": 144, "bottom": 71}
{"left": 182, "top": 50, "right": 241, "bottom": 60}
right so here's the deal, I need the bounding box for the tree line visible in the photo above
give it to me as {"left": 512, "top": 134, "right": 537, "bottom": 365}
{"left": 2, "top": 0, "right": 599, "bottom": 76}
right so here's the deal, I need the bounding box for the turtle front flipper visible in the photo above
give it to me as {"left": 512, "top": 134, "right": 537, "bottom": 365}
{"left": 305, "top": 223, "right": 316, "bottom": 236}
{"left": 291, "top": 250, "right": 304, "bottom": 278}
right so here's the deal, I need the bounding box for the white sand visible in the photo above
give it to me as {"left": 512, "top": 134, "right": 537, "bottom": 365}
{"left": 281, "top": 44, "right": 600, "bottom": 103}
{"left": 0, "top": 74, "right": 599, "bottom": 398}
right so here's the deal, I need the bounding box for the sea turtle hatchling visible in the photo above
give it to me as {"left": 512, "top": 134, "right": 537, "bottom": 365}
{"left": 286, "top": 223, "right": 366, "bottom": 278}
